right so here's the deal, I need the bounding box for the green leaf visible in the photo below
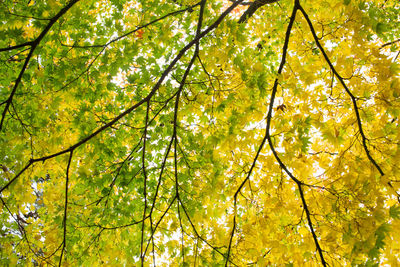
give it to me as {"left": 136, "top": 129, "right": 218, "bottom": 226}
{"left": 389, "top": 205, "right": 400, "bottom": 219}
{"left": 375, "top": 23, "right": 388, "bottom": 34}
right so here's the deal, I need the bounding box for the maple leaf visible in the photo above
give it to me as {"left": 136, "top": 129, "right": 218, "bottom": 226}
{"left": 136, "top": 29, "right": 144, "bottom": 39}
{"left": 0, "top": 0, "right": 399, "bottom": 266}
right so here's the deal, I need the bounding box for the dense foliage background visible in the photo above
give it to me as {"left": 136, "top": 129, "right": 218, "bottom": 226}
{"left": 1, "top": 0, "right": 400, "bottom": 265}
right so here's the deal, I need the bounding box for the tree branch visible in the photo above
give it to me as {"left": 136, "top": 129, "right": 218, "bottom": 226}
{"left": 140, "top": 101, "right": 150, "bottom": 264}
{"left": 0, "top": 0, "right": 80, "bottom": 131}
{"left": 59, "top": 151, "right": 73, "bottom": 267}
{"left": 238, "top": 0, "right": 280, "bottom": 23}
{"left": 226, "top": 1, "right": 300, "bottom": 265}
{"left": 298, "top": 4, "right": 384, "bottom": 176}
{"left": 0, "top": 0, "right": 245, "bottom": 194}
{"left": 380, "top": 38, "right": 400, "bottom": 49}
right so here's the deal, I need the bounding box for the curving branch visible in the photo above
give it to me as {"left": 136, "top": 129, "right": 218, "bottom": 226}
{"left": 297, "top": 4, "right": 384, "bottom": 176}
{"left": 144, "top": 0, "right": 207, "bottom": 261}
{"left": 226, "top": 0, "right": 327, "bottom": 265}
{"left": 0, "top": 0, "right": 245, "bottom": 195}
{"left": 0, "top": 197, "right": 51, "bottom": 264}
{"left": 57, "top": 3, "right": 203, "bottom": 92}
{"left": 238, "top": 0, "right": 280, "bottom": 23}
{"left": 226, "top": 1, "right": 301, "bottom": 265}
{"left": 380, "top": 38, "right": 400, "bottom": 49}
{"left": 179, "top": 199, "right": 238, "bottom": 266}
{"left": 61, "top": 3, "right": 201, "bottom": 49}
{"left": 264, "top": 1, "right": 327, "bottom": 265}
{"left": 172, "top": 0, "right": 206, "bottom": 261}
{"left": 93, "top": 216, "right": 149, "bottom": 230}
{"left": 0, "top": 0, "right": 80, "bottom": 131}
{"left": 144, "top": 195, "right": 178, "bottom": 256}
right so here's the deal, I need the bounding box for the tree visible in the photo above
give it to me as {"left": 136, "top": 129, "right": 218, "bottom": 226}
{"left": 0, "top": 0, "right": 399, "bottom": 265}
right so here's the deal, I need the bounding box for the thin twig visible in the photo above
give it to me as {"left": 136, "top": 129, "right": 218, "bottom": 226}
{"left": 0, "top": 0, "right": 80, "bottom": 131}
{"left": 298, "top": 4, "right": 384, "bottom": 176}
{"left": 59, "top": 151, "right": 73, "bottom": 267}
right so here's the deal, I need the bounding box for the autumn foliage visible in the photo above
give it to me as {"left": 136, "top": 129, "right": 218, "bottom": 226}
{"left": 1, "top": 0, "right": 400, "bottom": 265}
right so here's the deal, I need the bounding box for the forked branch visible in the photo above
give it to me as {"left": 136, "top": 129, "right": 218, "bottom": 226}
{"left": 226, "top": 0, "right": 327, "bottom": 265}
{"left": 0, "top": 0, "right": 80, "bottom": 131}
{"left": 298, "top": 4, "right": 384, "bottom": 176}
{"left": 0, "top": 0, "right": 245, "bottom": 195}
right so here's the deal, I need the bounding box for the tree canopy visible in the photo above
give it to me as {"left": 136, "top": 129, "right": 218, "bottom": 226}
{"left": 1, "top": 0, "right": 400, "bottom": 265}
